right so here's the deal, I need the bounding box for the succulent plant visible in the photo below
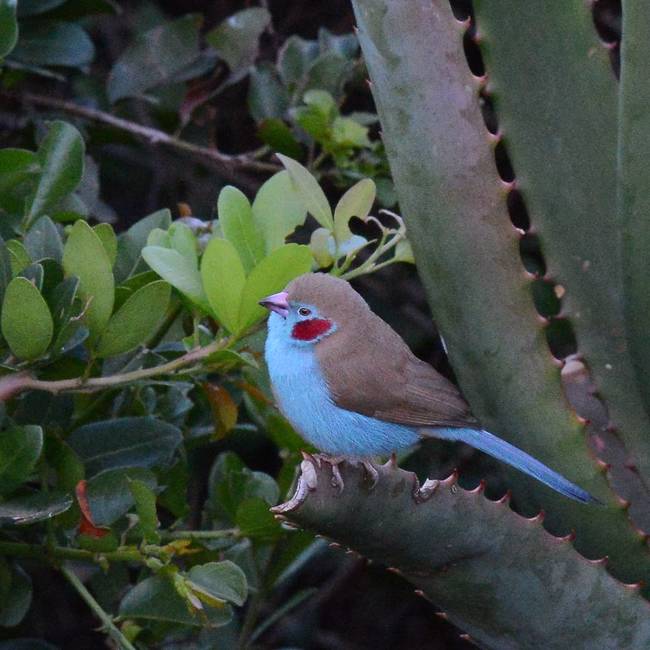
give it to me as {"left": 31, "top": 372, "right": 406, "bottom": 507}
{"left": 274, "top": 0, "right": 650, "bottom": 645}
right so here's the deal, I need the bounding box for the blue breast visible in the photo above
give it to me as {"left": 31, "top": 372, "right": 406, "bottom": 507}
{"left": 265, "top": 314, "right": 420, "bottom": 457}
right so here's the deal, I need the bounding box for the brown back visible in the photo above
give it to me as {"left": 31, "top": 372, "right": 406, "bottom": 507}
{"left": 286, "top": 274, "right": 478, "bottom": 428}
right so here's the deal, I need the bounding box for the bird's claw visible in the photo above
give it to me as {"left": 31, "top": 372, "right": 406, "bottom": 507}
{"left": 310, "top": 454, "right": 380, "bottom": 492}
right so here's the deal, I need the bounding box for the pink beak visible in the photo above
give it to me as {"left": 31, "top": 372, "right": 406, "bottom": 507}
{"left": 259, "top": 291, "right": 289, "bottom": 318}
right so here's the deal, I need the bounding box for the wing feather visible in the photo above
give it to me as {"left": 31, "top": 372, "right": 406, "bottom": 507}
{"left": 316, "top": 311, "right": 478, "bottom": 428}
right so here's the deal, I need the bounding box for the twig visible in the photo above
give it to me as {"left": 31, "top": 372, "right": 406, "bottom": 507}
{"left": 1, "top": 91, "right": 281, "bottom": 182}
{"left": 0, "top": 337, "right": 226, "bottom": 401}
{"left": 61, "top": 564, "right": 138, "bottom": 650}
{"left": 160, "top": 528, "right": 240, "bottom": 541}
{"left": 0, "top": 540, "right": 145, "bottom": 564}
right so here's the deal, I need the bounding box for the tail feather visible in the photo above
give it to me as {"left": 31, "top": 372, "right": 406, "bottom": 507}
{"left": 430, "top": 427, "right": 598, "bottom": 504}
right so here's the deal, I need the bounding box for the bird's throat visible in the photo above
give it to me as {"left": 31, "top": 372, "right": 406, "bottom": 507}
{"left": 291, "top": 318, "right": 333, "bottom": 341}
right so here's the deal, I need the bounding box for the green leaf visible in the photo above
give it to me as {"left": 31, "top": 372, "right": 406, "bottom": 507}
{"left": 0, "top": 564, "right": 31, "bottom": 627}
{"left": 218, "top": 186, "right": 265, "bottom": 273}
{"left": 128, "top": 478, "right": 159, "bottom": 543}
{"left": 309, "top": 227, "right": 334, "bottom": 267}
{"left": 67, "top": 416, "right": 182, "bottom": 477}
{"left": 85, "top": 467, "right": 156, "bottom": 526}
{"left": 119, "top": 574, "right": 228, "bottom": 626}
{"left": 186, "top": 561, "right": 247, "bottom": 607}
{"left": 0, "top": 0, "right": 18, "bottom": 59}
{"left": 0, "top": 426, "right": 42, "bottom": 496}
{"left": 23, "top": 216, "right": 63, "bottom": 263}
{"left": 394, "top": 239, "right": 414, "bottom": 263}
{"left": 248, "top": 63, "right": 290, "bottom": 122}
{"left": 145, "top": 228, "right": 170, "bottom": 249}
{"left": 45, "top": 435, "right": 84, "bottom": 492}
{"left": 304, "top": 51, "right": 352, "bottom": 97}
{"left": 331, "top": 116, "right": 371, "bottom": 148}
{"left": 235, "top": 498, "right": 282, "bottom": 543}
{"left": 278, "top": 35, "right": 319, "bottom": 88}
{"left": 95, "top": 280, "right": 170, "bottom": 357}
{"left": 93, "top": 223, "right": 117, "bottom": 266}
{"left": 0, "top": 239, "right": 12, "bottom": 307}
{"left": 252, "top": 171, "right": 308, "bottom": 252}
{"left": 107, "top": 15, "right": 201, "bottom": 102}
{"left": 333, "top": 178, "right": 376, "bottom": 243}
{"left": 26, "top": 121, "right": 85, "bottom": 225}
{"left": 257, "top": 119, "right": 302, "bottom": 159}
{"left": 200, "top": 237, "right": 246, "bottom": 333}
{"left": 0, "top": 491, "right": 72, "bottom": 525}
{"left": 205, "top": 7, "right": 270, "bottom": 74}
{"left": 114, "top": 209, "right": 171, "bottom": 282}
{"left": 1, "top": 277, "right": 53, "bottom": 359}
{"left": 318, "top": 27, "right": 359, "bottom": 59}
{"left": 142, "top": 245, "right": 208, "bottom": 311}
{"left": 168, "top": 222, "right": 197, "bottom": 266}
{"left": 9, "top": 20, "right": 94, "bottom": 68}
{"left": 238, "top": 244, "right": 313, "bottom": 331}
{"left": 5, "top": 241, "right": 30, "bottom": 277}
{"left": 49, "top": 276, "right": 84, "bottom": 354}
{"left": 293, "top": 89, "right": 338, "bottom": 141}
{"left": 62, "top": 220, "right": 114, "bottom": 341}
{"left": 276, "top": 154, "right": 333, "bottom": 229}
{"left": 208, "top": 452, "right": 279, "bottom": 524}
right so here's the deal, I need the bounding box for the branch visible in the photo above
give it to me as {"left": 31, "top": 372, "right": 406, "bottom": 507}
{"left": 0, "top": 337, "right": 226, "bottom": 401}
{"left": 61, "top": 565, "right": 137, "bottom": 650}
{"left": 1, "top": 91, "right": 281, "bottom": 183}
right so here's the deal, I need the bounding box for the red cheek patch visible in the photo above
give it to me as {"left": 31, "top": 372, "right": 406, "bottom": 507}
{"left": 291, "top": 318, "right": 333, "bottom": 341}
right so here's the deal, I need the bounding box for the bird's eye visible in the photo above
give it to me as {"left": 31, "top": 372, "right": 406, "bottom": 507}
{"left": 298, "top": 307, "right": 311, "bottom": 317}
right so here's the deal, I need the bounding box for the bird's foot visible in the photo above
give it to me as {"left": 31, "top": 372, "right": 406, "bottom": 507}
{"left": 312, "top": 454, "right": 346, "bottom": 492}
{"left": 311, "top": 454, "right": 379, "bottom": 492}
{"left": 359, "top": 460, "right": 379, "bottom": 488}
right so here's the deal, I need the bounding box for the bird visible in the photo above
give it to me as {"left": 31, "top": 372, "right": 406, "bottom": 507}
{"left": 259, "top": 272, "right": 596, "bottom": 503}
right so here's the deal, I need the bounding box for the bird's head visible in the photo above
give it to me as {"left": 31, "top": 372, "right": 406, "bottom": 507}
{"left": 259, "top": 273, "right": 368, "bottom": 347}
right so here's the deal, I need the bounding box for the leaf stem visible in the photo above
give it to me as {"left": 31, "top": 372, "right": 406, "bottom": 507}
{"left": 61, "top": 564, "right": 137, "bottom": 650}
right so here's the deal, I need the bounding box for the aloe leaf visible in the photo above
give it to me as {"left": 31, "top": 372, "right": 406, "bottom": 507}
{"left": 618, "top": 3, "right": 650, "bottom": 423}
{"left": 473, "top": 3, "right": 650, "bottom": 482}
{"left": 351, "top": 0, "right": 650, "bottom": 585}
{"left": 275, "top": 460, "right": 650, "bottom": 650}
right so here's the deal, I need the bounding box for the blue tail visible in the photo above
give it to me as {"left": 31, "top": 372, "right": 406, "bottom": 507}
{"left": 432, "top": 428, "right": 598, "bottom": 504}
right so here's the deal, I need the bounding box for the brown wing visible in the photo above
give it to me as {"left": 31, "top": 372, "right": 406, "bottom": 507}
{"left": 316, "top": 310, "right": 478, "bottom": 428}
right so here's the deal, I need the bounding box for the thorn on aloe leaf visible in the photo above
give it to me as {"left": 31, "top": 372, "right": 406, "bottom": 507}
{"left": 435, "top": 611, "right": 449, "bottom": 620}
{"left": 497, "top": 489, "right": 512, "bottom": 504}
{"left": 470, "top": 480, "right": 486, "bottom": 495}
